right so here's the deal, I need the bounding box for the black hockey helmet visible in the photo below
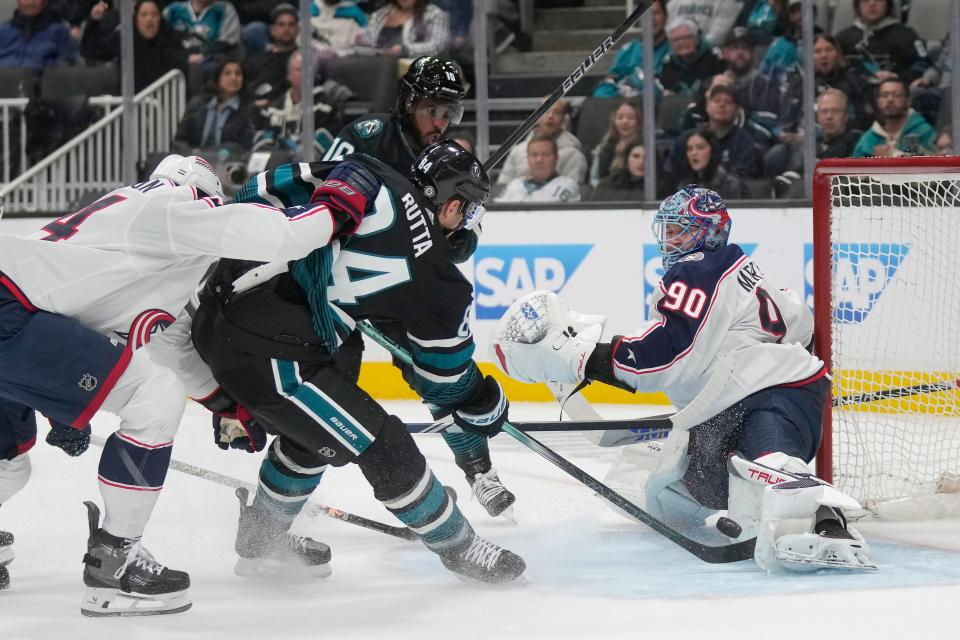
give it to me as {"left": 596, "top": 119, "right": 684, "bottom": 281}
{"left": 411, "top": 140, "right": 489, "bottom": 228}
{"left": 396, "top": 56, "right": 466, "bottom": 124}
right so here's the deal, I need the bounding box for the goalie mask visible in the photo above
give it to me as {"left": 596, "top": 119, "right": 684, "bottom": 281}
{"left": 411, "top": 140, "right": 489, "bottom": 231}
{"left": 150, "top": 154, "right": 224, "bottom": 200}
{"left": 653, "top": 186, "right": 731, "bottom": 270}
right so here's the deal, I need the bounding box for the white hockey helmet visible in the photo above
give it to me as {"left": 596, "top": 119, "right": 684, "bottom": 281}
{"left": 150, "top": 154, "right": 224, "bottom": 199}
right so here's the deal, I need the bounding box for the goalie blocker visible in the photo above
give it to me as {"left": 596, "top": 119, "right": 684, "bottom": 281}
{"left": 490, "top": 186, "right": 876, "bottom": 572}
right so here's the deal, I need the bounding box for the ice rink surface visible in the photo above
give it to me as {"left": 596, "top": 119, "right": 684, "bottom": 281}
{"left": 3, "top": 401, "right": 960, "bottom": 640}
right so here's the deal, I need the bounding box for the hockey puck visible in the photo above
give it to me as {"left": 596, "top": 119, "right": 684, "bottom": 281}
{"left": 716, "top": 516, "right": 742, "bottom": 539}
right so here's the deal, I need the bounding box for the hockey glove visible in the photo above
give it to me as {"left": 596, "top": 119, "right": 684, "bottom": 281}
{"left": 310, "top": 160, "right": 382, "bottom": 233}
{"left": 452, "top": 375, "right": 510, "bottom": 438}
{"left": 45, "top": 420, "right": 91, "bottom": 457}
{"left": 195, "top": 388, "right": 267, "bottom": 453}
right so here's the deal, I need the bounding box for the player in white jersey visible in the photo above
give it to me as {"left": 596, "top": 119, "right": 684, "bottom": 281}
{"left": 0, "top": 154, "right": 380, "bottom": 612}
{"left": 491, "top": 186, "right": 876, "bottom": 572}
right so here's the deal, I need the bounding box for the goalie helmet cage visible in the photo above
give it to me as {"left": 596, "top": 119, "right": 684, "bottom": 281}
{"left": 813, "top": 156, "right": 960, "bottom": 519}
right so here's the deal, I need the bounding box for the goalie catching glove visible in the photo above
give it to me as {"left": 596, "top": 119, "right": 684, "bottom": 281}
{"left": 194, "top": 388, "right": 267, "bottom": 453}
{"left": 490, "top": 290, "right": 606, "bottom": 385}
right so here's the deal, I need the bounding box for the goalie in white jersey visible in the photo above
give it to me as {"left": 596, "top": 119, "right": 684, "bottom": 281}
{"left": 491, "top": 186, "right": 876, "bottom": 572}
{"left": 0, "top": 154, "right": 378, "bottom": 612}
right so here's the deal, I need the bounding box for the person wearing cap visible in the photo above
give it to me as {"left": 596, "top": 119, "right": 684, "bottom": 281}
{"left": 242, "top": 4, "right": 302, "bottom": 104}
{"left": 592, "top": 0, "right": 669, "bottom": 98}
{"left": 659, "top": 16, "right": 727, "bottom": 97}
{"left": 721, "top": 26, "right": 781, "bottom": 117}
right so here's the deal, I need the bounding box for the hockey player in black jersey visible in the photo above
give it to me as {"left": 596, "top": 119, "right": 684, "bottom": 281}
{"left": 191, "top": 141, "right": 526, "bottom": 583}
{"left": 264, "top": 56, "right": 517, "bottom": 520}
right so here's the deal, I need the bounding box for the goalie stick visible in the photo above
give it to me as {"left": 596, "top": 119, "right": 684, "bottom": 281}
{"left": 89, "top": 435, "right": 419, "bottom": 541}
{"left": 356, "top": 320, "right": 757, "bottom": 563}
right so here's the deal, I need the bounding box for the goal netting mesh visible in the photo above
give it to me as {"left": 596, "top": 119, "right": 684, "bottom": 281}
{"left": 821, "top": 168, "right": 960, "bottom": 519}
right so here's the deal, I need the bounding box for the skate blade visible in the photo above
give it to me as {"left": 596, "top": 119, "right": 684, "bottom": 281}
{"left": 234, "top": 556, "right": 333, "bottom": 581}
{"left": 496, "top": 505, "right": 518, "bottom": 525}
{"left": 451, "top": 572, "right": 532, "bottom": 588}
{"left": 774, "top": 550, "right": 878, "bottom": 572}
{"left": 80, "top": 586, "right": 192, "bottom": 617}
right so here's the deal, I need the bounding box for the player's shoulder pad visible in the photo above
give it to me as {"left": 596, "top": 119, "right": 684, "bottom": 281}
{"left": 664, "top": 244, "right": 746, "bottom": 284}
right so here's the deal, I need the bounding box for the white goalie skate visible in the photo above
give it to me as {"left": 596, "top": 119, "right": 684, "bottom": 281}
{"left": 726, "top": 454, "right": 877, "bottom": 572}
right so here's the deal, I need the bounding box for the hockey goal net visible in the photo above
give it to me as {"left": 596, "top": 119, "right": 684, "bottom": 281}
{"left": 813, "top": 157, "right": 960, "bottom": 519}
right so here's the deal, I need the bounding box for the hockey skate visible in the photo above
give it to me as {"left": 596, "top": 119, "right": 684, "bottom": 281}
{"left": 0, "top": 530, "right": 12, "bottom": 591}
{"left": 468, "top": 469, "right": 516, "bottom": 520}
{"left": 770, "top": 506, "right": 877, "bottom": 572}
{"left": 80, "top": 502, "right": 191, "bottom": 617}
{"left": 234, "top": 487, "right": 332, "bottom": 580}
{"left": 440, "top": 531, "right": 526, "bottom": 584}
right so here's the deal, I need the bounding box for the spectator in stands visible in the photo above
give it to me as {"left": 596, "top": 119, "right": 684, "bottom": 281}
{"left": 589, "top": 100, "right": 642, "bottom": 187}
{"left": 356, "top": 0, "right": 450, "bottom": 59}
{"left": 743, "top": 0, "right": 783, "bottom": 46}
{"left": 496, "top": 133, "right": 581, "bottom": 204}
{"left": 243, "top": 4, "right": 301, "bottom": 105}
{"left": 497, "top": 98, "right": 588, "bottom": 186}
{"left": 666, "top": 0, "right": 745, "bottom": 48}
{"left": 0, "top": 0, "right": 77, "bottom": 73}
{"left": 758, "top": 0, "right": 812, "bottom": 83}
{"left": 173, "top": 58, "right": 256, "bottom": 153}
{"left": 671, "top": 126, "right": 743, "bottom": 198}
{"left": 252, "top": 50, "right": 351, "bottom": 158}
{"left": 672, "top": 84, "right": 763, "bottom": 179}
{"left": 852, "top": 76, "right": 936, "bottom": 157}
{"left": 433, "top": 0, "right": 471, "bottom": 51}
{"left": 592, "top": 0, "right": 669, "bottom": 99}
{"left": 659, "top": 16, "right": 727, "bottom": 97}
{"left": 163, "top": 0, "right": 241, "bottom": 75}
{"left": 80, "top": 0, "right": 189, "bottom": 93}
{"left": 590, "top": 142, "right": 664, "bottom": 201}
{"left": 721, "top": 26, "right": 781, "bottom": 117}
{"left": 312, "top": 0, "right": 369, "bottom": 55}
{"left": 765, "top": 88, "right": 861, "bottom": 180}
{"left": 835, "top": 0, "right": 931, "bottom": 85}
{"left": 811, "top": 33, "right": 871, "bottom": 130}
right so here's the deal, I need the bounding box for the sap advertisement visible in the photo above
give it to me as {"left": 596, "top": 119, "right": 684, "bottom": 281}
{"left": 2, "top": 208, "right": 911, "bottom": 365}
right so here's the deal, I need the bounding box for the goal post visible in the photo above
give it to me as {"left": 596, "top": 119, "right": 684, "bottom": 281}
{"left": 813, "top": 156, "right": 960, "bottom": 518}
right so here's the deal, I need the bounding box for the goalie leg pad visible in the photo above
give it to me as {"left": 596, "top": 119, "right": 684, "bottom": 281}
{"left": 490, "top": 290, "right": 605, "bottom": 384}
{"left": 726, "top": 454, "right": 875, "bottom": 571}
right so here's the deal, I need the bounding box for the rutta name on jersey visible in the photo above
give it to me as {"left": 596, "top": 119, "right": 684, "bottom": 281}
{"left": 400, "top": 192, "right": 433, "bottom": 258}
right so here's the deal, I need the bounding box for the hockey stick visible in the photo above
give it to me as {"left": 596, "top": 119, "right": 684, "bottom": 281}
{"left": 407, "top": 415, "right": 673, "bottom": 434}
{"left": 356, "top": 321, "right": 757, "bottom": 563}
{"left": 485, "top": 1, "right": 650, "bottom": 169}
{"left": 88, "top": 435, "right": 419, "bottom": 541}
{"left": 832, "top": 378, "right": 960, "bottom": 407}
{"left": 450, "top": 378, "right": 959, "bottom": 437}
